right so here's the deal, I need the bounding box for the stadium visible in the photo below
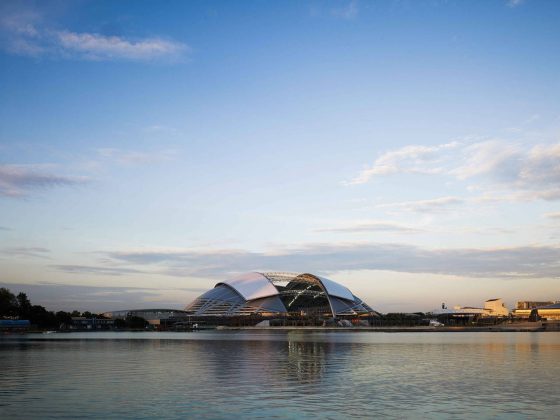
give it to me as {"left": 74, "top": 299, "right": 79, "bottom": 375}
{"left": 185, "top": 272, "right": 377, "bottom": 321}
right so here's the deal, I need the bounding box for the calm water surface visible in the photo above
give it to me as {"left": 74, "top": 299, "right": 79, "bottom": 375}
{"left": 1, "top": 331, "right": 559, "bottom": 419}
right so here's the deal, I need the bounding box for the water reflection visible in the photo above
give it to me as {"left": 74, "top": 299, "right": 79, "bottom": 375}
{"left": 1, "top": 332, "right": 559, "bottom": 419}
{"left": 287, "top": 341, "right": 327, "bottom": 383}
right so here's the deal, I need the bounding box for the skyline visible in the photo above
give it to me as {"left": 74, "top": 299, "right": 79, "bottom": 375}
{"left": 1, "top": 0, "right": 560, "bottom": 313}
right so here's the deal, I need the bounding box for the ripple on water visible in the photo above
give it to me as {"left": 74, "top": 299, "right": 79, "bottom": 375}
{"left": 1, "top": 332, "right": 559, "bottom": 419}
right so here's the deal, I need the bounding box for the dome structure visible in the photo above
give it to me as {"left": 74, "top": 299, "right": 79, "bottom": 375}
{"left": 185, "top": 272, "right": 376, "bottom": 318}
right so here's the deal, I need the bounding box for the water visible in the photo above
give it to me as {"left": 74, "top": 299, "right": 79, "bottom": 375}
{"left": 1, "top": 331, "right": 559, "bottom": 419}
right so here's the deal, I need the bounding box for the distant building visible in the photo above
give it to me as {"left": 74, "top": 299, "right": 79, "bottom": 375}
{"left": 484, "top": 299, "right": 509, "bottom": 317}
{"left": 531, "top": 302, "right": 560, "bottom": 321}
{"left": 516, "top": 301, "right": 556, "bottom": 310}
{"left": 0, "top": 319, "right": 30, "bottom": 332}
{"left": 102, "top": 309, "right": 189, "bottom": 322}
{"left": 185, "top": 272, "right": 377, "bottom": 319}
{"left": 431, "top": 298, "right": 509, "bottom": 321}
{"left": 512, "top": 301, "right": 558, "bottom": 319}
{"left": 71, "top": 317, "right": 114, "bottom": 330}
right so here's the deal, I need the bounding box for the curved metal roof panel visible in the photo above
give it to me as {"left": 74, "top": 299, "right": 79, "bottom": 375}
{"left": 217, "top": 272, "right": 279, "bottom": 301}
{"left": 315, "top": 275, "right": 355, "bottom": 301}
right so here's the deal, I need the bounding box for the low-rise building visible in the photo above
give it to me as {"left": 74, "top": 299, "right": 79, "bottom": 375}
{"left": 512, "top": 301, "right": 558, "bottom": 318}
{"left": 484, "top": 299, "right": 509, "bottom": 317}
{"left": 531, "top": 302, "right": 560, "bottom": 321}
{"left": 71, "top": 317, "right": 114, "bottom": 330}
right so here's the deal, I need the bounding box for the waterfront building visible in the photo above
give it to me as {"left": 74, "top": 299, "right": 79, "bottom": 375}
{"left": 101, "top": 309, "right": 190, "bottom": 328}
{"left": 430, "top": 298, "right": 509, "bottom": 324}
{"left": 484, "top": 298, "right": 509, "bottom": 317}
{"left": 70, "top": 317, "right": 114, "bottom": 330}
{"left": 185, "top": 272, "right": 377, "bottom": 319}
{"left": 531, "top": 302, "right": 560, "bottom": 321}
{"left": 512, "top": 301, "right": 559, "bottom": 318}
{"left": 516, "top": 300, "right": 556, "bottom": 310}
{"left": 0, "top": 319, "right": 30, "bottom": 332}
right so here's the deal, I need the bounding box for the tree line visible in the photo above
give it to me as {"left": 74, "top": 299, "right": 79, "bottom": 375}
{"left": 1, "top": 287, "right": 149, "bottom": 330}
{"left": 0, "top": 287, "right": 106, "bottom": 329}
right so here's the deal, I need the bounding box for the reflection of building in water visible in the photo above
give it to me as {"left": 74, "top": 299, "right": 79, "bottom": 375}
{"left": 287, "top": 340, "right": 328, "bottom": 383}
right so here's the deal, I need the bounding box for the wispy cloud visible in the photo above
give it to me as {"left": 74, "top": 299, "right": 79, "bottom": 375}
{"left": 348, "top": 140, "right": 560, "bottom": 202}
{"left": 96, "top": 148, "right": 177, "bottom": 166}
{"left": 52, "top": 265, "right": 146, "bottom": 276}
{"left": 55, "top": 31, "right": 187, "bottom": 61}
{"left": 0, "top": 164, "right": 88, "bottom": 197}
{"left": 0, "top": 5, "right": 189, "bottom": 61}
{"left": 346, "top": 142, "right": 460, "bottom": 185}
{"left": 507, "top": 0, "right": 525, "bottom": 8}
{"left": 331, "top": 1, "right": 359, "bottom": 19}
{"left": 544, "top": 212, "right": 560, "bottom": 220}
{"left": 2, "top": 246, "right": 50, "bottom": 259}
{"left": 315, "top": 221, "right": 422, "bottom": 233}
{"left": 377, "top": 196, "right": 464, "bottom": 214}
{"left": 97, "top": 242, "right": 560, "bottom": 280}
{"left": 0, "top": 282, "right": 205, "bottom": 312}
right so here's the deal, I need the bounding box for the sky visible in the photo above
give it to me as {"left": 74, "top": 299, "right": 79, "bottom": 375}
{"left": 1, "top": 0, "right": 559, "bottom": 313}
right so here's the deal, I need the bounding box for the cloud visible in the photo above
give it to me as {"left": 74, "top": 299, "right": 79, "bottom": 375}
{"left": 100, "top": 242, "right": 560, "bottom": 280}
{"left": 2, "top": 247, "right": 50, "bottom": 259}
{"left": 52, "top": 265, "right": 147, "bottom": 276}
{"left": 55, "top": 31, "right": 187, "bottom": 61}
{"left": 507, "top": 0, "right": 525, "bottom": 8}
{"left": 315, "top": 221, "right": 422, "bottom": 233}
{"left": 0, "top": 164, "right": 88, "bottom": 197}
{"left": 347, "top": 142, "right": 460, "bottom": 185}
{"left": 97, "top": 148, "right": 177, "bottom": 166}
{"left": 377, "top": 196, "right": 464, "bottom": 213}
{"left": 545, "top": 212, "right": 560, "bottom": 220}
{"left": 0, "top": 282, "right": 205, "bottom": 312}
{"left": 348, "top": 140, "right": 560, "bottom": 201}
{"left": 0, "top": 5, "right": 188, "bottom": 61}
{"left": 331, "top": 1, "right": 359, "bottom": 19}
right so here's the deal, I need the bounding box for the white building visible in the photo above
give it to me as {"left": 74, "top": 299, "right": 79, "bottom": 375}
{"left": 484, "top": 299, "right": 509, "bottom": 317}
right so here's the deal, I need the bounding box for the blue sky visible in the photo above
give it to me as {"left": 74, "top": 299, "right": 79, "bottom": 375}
{"left": 1, "top": 0, "right": 559, "bottom": 313}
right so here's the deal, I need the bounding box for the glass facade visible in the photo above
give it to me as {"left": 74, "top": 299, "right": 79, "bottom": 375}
{"left": 185, "top": 272, "right": 376, "bottom": 318}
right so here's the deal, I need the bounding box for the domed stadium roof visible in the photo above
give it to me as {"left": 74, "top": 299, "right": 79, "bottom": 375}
{"left": 185, "top": 272, "right": 376, "bottom": 318}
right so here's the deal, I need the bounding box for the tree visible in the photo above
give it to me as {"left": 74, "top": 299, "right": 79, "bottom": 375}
{"left": 0, "top": 288, "right": 18, "bottom": 318}
{"left": 126, "top": 316, "right": 148, "bottom": 329}
{"left": 17, "top": 292, "right": 32, "bottom": 318}
{"left": 56, "top": 311, "right": 72, "bottom": 327}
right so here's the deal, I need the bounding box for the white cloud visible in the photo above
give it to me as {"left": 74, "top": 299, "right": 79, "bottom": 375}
{"left": 0, "top": 5, "right": 188, "bottom": 62}
{"left": 348, "top": 140, "right": 560, "bottom": 201}
{"left": 544, "top": 212, "right": 560, "bottom": 220}
{"left": 315, "top": 220, "right": 422, "bottom": 233}
{"left": 507, "top": 0, "right": 525, "bottom": 8}
{"left": 377, "top": 196, "right": 464, "bottom": 213}
{"left": 55, "top": 31, "right": 187, "bottom": 61}
{"left": 347, "top": 142, "right": 460, "bottom": 185}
